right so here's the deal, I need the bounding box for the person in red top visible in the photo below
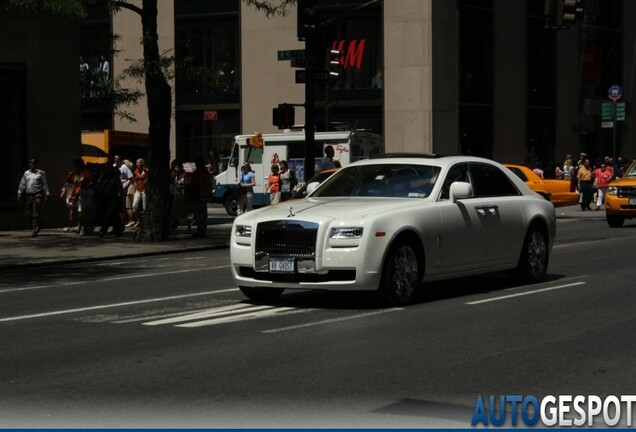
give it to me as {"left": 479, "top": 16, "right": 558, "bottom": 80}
{"left": 131, "top": 158, "right": 148, "bottom": 228}
{"left": 266, "top": 164, "right": 281, "bottom": 205}
{"left": 594, "top": 163, "right": 612, "bottom": 210}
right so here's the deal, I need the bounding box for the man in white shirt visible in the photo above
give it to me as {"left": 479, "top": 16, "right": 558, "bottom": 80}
{"left": 17, "top": 158, "right": 50, "bottom": 236}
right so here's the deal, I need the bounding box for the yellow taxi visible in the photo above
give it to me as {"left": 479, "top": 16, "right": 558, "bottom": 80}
{"left": 505, "top": 164, "right": 579, "bottom": 207}
{"left": 605, "top": 159, "right": 636, "bottom": 227}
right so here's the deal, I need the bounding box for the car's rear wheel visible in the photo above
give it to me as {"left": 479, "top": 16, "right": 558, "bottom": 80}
{"left": 512, "top": 226, "right": 548, "bottom": 283}
{"left": 379, "top": 239, "right": 421, "bottom": 305}
{"left": 606, "top": 214, "right": 625, "bottom": 228}
{"left": 239, "top": 286, "right": 284, "bottom": 303}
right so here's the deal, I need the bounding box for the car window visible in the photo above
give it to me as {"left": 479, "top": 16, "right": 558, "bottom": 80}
{"left": 507, "top": 166, "right": 528, "bottom": 182}
{"left": 312, "top": 164, "right": 441, "bottom": 198}
{"left": 469, "top": 163, "right": 520, "bottom": 197}
{"left": 439, "top": 164, "right": 470, "bottom": 200}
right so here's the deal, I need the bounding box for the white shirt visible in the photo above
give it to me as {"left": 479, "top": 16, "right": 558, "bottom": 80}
{"left": 17, "top": 169, "right": 50, "bottom": 196}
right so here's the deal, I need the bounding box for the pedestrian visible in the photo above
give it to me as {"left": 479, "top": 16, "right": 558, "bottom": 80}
{"left": 73, "top": 158, "right": 95, "bottom": 236}
{"left": 266, "top": 163, "right": 281, "bottom": 205}
{"left": 186, "top": 157, "right": 209, "bottom": 238}
{"left": 563, "top": 158, "right": 575, "bottom": 192}
{"left": 236, "top": 162, "right": 255, "bottom": 215}
{"left": 532, "top": 162, "right": 544, "bottom": 179}
{"left": 17, "top": 157, "right": 50, "bottom": 236}
{"left": 577, "top": 158, "right": 594, "bottom": 211}
{"left": 122, "top": 159, "right": 135, "bottom": 227}
{"left": 96, "top": 165, "right": 124, "bottom": 237}
{"left": 60, "top": 162, "right": 81, "bottom": 232}
{"left": 319, "top": 145, "right": 336, "bottom": 171}
{"left": 132, "top": 158, "right": 148, "bottom": 229}
{"left": 170, "top": 159, "right": 192, "bottom": 233}
{"left": 113, "top": 154, "right": 133, "bottom": 225}
{"left": 593, "top": 163, "right": 612, "bottom": 210}
{"left": 279, "top": 160, "right": 298, "bottom": 202}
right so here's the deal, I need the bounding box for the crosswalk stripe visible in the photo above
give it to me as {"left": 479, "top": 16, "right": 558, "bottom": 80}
{"left": 142, "top": 303, "right": 274, "bottom": 326}
{"left": 176, "top": 306, "right": 307, "bottom": 328}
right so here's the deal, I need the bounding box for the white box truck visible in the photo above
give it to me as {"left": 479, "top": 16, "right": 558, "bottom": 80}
{"left": 212, "top": 130, "right": 383, "bottom": 215}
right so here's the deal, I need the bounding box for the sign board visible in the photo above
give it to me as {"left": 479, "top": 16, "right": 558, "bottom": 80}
{"left": 601, "top": 121, "right": 615, "bottom": 129}
{"left": 608, "top": 84, "right": 623, "bottom": 102}
{"left": 616, "top": 102, "right": 626, "bottom": 121}
{"left": 295, "top": 69, "right": 330, "bottom": 84}
{"left": 203, "top": 110, "right": 218, "bottom": 121}
{"left": 601, "top": 102, "right": 615, "bottom": 121}
{"left": 277, "top": 49, "right": 305, "bottom": 61}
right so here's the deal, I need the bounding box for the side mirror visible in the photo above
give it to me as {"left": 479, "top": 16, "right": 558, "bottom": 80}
{"left": 449, "top": 181, "right": 473, "bottom": 203}
{"left": 306, "top": 181, "right": 320, "bottom": 195}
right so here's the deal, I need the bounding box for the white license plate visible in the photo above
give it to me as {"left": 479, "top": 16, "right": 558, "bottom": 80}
{"left": 630, "top": 196, "right": 636, "bottom": 205}
{"left": 269, "top": 257, "right": 295, "bottom": 273}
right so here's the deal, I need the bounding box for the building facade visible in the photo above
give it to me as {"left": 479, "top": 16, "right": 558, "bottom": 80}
{"left": 0, "top": 2, "right": 80, "bottom": 229}
{"left": 83, "top": 0, "right": 634, "bottom": 172}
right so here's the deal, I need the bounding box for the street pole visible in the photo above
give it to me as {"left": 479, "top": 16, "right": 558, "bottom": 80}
{"left": 304, "top": 32, "right": 316, "bottom": 182}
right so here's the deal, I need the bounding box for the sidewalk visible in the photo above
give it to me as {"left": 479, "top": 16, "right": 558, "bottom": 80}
{"left": 0, "top": 219, "right": 233, "bottom": 270}
{"left": 0, "top": 204, "right": 603, "bottom": 271}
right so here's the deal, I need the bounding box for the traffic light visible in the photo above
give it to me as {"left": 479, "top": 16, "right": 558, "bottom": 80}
{"left": 272, "top": 104, "right": 295, "bottom": 129}
{"left": 297, "top": 0, "right": 317, "bottom": 41}
{"left": 248, "top": 132, "right": 263, "bottom": 148}
{"left": 561, "top": 0, "right": 583, "bottom": 26}
{"left": 328, "top": 48, "right": 341, "bottom": 79}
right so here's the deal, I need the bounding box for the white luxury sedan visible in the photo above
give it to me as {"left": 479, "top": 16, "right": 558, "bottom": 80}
{"left": 230, "top": 154, "right": 557, "bottom": 305}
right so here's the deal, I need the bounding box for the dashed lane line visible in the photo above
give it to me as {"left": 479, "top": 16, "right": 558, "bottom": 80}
{"left": 465, "top": 281, "right": 586, "bottom": 305}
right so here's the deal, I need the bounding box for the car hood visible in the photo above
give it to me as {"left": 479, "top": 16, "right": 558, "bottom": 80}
{"left": 234, "top": 197, "right": 426, "bottom": 224}
{"left": 609, "top": 176, "right": 636, "bottom": 186}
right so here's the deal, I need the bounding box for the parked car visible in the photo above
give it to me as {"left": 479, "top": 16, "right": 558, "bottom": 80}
{"left": 290, "top": 168, "right": 340, "bottom": 200}
{"left": 605, "top": 159, "right": 636, "bottom": 227}
{"left": 230, "top": 154, "right": 557, "bottom": 305}
{"left": 504, "top": 164, "right": 579, "bottom": 207}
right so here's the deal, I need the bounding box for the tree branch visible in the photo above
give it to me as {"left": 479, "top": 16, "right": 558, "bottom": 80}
{"left": 111, "top": 0, "right": 142, "bottom": 16}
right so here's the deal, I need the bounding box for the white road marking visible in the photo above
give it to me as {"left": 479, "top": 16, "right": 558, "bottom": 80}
{"left": 261, "top": 308, "right": 403, "bottom": 333}
{"left": 0, "top": 288, "right": 238, "bottom": 323}
{"left": 176, "top": 306, "right": 311, "bottom": 328}
{"left": 143, "top": 303, "right": 276, "bottom": 326}
{"left": 465, "top": 282, "right": 586, "bottom": 305}
{"left": 0, "top": 265, "right": 231, "bottom": 294}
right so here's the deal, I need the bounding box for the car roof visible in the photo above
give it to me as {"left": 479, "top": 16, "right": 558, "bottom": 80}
{"left": 353, "top": 154, "right": 504, "bottom": 168}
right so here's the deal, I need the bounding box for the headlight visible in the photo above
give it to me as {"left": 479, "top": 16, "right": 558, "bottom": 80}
{"left": 330, "top": 227, "right": 363, "bottom": 239}
{"left": 329, "top": 227, "right": 364, "bottom": 248}
{"left": 234, "top": 225, "right": 252, "bottom": 246}
{"left": 235, "top": 225, "right": 252, "bottom": 237}
{"left": 608, "top": 186, "right": 618, "bottom": 196}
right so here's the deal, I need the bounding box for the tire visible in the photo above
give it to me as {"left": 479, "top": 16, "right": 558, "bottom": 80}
{"left": 239, "top": 286, "right": 284, "bottom": 303}
{"left": 379, "top": 239, "right": 422, "bottom": 306}
{"left": 512, "top": 227, "right": 548, "bottom": 283}
{"left": 606, "top": 214, "right": 625, "bottom": 228}
{"left": 224, "top": 195, "right": 238, "bottom": 216}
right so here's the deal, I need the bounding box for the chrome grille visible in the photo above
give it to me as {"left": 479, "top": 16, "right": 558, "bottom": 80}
{"left": 255, "top": 220, "right": 318, "bottom": 257}
{"left": 618, "top": 186, "right": 636, "bottom": 198}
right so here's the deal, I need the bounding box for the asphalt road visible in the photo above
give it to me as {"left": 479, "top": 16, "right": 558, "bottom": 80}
{"left": 1, "top": 216, "right": 635, "bottom": 428}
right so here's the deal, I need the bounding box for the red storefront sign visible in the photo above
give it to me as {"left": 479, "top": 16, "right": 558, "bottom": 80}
{"left": 203, "top": 110, "right": 218, "bottom": 121}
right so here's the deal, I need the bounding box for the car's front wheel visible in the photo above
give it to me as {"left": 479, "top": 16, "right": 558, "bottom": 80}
{"left": 239, "top": 286, "right": 284, "bottom": 303}
{"left": 512, "top": 226, "right": 548, "bottom": 283}
{"left": 606, "top": 214, "right": 625, "bottom": 228}
{"left": 379, "top": 239, "right": 422, "bottom": 305}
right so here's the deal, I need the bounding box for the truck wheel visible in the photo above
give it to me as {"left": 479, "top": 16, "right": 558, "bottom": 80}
{"left": 224, "top": 195, "right": 238, "bottom": 216}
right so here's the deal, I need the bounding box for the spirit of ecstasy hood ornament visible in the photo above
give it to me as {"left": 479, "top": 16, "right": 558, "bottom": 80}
{"left": 288, "top": 205, "right": 295, "bottom": 218}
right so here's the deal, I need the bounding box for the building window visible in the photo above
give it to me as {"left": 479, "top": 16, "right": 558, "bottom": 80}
{"left": 0, "top": 64, "right": 26, "bottom": 204}
{"left": 459, "top": 0, "right": 493, "bottom": 157}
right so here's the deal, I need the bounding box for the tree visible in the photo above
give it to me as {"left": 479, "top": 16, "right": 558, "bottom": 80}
{"left": 8, "top": 0, "right": 295, "bottom": 241}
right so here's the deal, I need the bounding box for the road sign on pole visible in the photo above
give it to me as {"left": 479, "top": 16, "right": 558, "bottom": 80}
{"left": 608, "top": 84, "right": 623, "bottom": 102}
{"left": 277, "top": 49, "right": 305, "bottom": 61}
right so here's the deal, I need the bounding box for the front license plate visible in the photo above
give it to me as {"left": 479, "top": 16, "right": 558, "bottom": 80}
{"left": 630, "top": 196, "right": 636, "bottom": 205}
{"left": 269, "top": 257, "right": 295, "bottom": 273}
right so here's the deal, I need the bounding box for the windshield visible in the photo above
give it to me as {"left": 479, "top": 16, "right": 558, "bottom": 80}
{"left": 311, "top": 164, "right": 441, "bottom": 198}
{"left": 625, "top": 161, "right": 636, "bottom": 177}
